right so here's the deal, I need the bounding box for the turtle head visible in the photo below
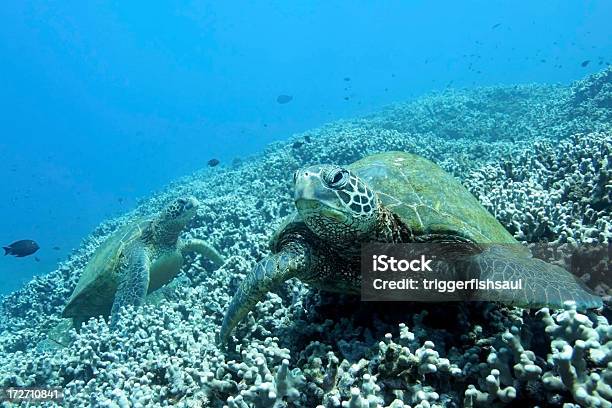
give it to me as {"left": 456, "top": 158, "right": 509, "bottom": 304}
{"left": 156, "top": 196, "right": 199, "bottom": 243}
{"left": 294, "top": 164, "right": 380, "bottom": 241}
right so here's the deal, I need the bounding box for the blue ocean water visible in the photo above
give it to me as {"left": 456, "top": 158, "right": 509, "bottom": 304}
{"left": 0, "top": 1, "right": 610, "bottom": 295}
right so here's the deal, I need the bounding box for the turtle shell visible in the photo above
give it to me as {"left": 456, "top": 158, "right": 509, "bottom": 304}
{"left": 62, "top": 219, "right": 151, "bottom": 319}
{"left": 347, "top": 151, "right": 517, "bottom": 244}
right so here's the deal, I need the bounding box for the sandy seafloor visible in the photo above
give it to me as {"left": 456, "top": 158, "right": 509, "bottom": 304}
{"left": 0, "top": 68, "right": 610, "bottom": 407}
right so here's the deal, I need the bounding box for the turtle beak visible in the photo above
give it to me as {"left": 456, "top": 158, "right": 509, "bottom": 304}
{"left": 294, "top": 171, "right": 324, "bottom": 216}
{"left": 184, "top": 197, "right": 199, "bottom": 211}
{"left": 294, "top": 169, "right": 336, "bottom": 202}
{"left": 294, "top": 171, "right": 317, "bottom": 202}
{"left": 295, "top": 198, "right": 319, "bottom": 212}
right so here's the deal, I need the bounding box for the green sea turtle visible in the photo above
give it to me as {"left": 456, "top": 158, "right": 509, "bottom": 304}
{"left": 219, "top": 151, "right": 601, "bottom": 343}
{"left": 42, "top": 196, "right": 224, "bottom": 349}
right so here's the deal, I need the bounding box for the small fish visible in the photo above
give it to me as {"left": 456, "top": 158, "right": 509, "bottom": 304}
{"left": 344, "top": 96, "right": 349, "bottom": 101}
{"left": 52, "top": 246, "right": 61, "bottom": 251}
{"left": 207, "top": 158, "right": 220, "bottom": 167}
{"left": 492, "top": 23, "right": 501, "bottom": 29}
{"left": 3, "top": 240, "right": 40, "bottom": 257}
{"left": 304, "top": 135, "right": 312, "bottom": 143}
{"left": 292, "top": 141, "right": 304, "bottom": 149}
{"left": 276, "top": 95, "right": 293, "bottom": 104}
{"left": 263, "top": 123, "right": 268, "bottom": 127}
{"left": 118, "top": 197, "right": 124, "bottom": 204}
{"left": 343, "top": 77, "right": 351, "bottom": 81}
{"left": 581, "top": 60, "right": 590, "bottom": 67}
{"left": 34, "top": 257, "right": 41, "bottom": 262}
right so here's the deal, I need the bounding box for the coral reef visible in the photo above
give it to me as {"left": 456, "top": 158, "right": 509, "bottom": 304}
{"left": 567, "top": 66, "right": 612, "bottom": 127}
{"left": 0, "top": 69, "right": 610, "bottom": 407}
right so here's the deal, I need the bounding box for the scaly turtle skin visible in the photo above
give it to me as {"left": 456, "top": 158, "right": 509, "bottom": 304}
{"left": 44, "top": 197, "right": 224, "bottom": 349}
{"left": 219, "top": 152, "right": 601, "bottom": 343}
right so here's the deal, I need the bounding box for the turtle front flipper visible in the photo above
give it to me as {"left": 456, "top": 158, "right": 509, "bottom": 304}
{"left": 110, "top": 245, "right": 151, "bottom": 328}
{"left": 181, "top": 238, "right": 225, "bottom": 267}
{"left": 219, "top": 242, "right": 310, "bottom": 344}
{"left": 467, "top": 245, "right": 602, "bottom": 309}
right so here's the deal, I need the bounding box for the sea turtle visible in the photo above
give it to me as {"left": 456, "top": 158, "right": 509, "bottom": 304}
{"left": 219, "top": 151, "right": 601, "bottom": 343}
{"left": 43, "top": 196, "right": 224, "bottom": 348}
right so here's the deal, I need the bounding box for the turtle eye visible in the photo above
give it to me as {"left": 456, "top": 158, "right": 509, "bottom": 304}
{"left": 293, "top": 171, "right": 298, "bottom": 184}
{"left": 325, "top": 168, "right": 348, "bottom": 189}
